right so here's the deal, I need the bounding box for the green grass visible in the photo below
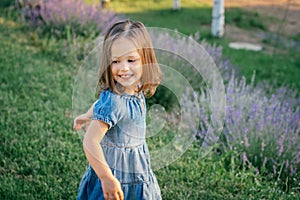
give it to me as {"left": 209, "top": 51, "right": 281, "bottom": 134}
{"left": 222, "top": 45, "right": 300, "bottom": 90}
{"left": 1, "top": 2, "right": 300, "bottom": 200}
{"left": 108, "top": 0, "right": 213, "bottom": 37}
{"left": 225, "top": 8, "right": 267, "bottom": 30}
{"left": 0, "top": 10, "right": 86, "bottom": 199}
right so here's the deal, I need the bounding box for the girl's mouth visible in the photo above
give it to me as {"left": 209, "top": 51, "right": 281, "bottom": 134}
{"left": 119, "top": 74, "right": 133, "bottom": 79}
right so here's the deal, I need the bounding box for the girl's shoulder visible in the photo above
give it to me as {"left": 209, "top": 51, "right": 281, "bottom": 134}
{"left": 97, "top": 89, "right": 124, "bottom": 110}
{"left": 97, "top": 89, "right": 135, "bottom": 109}
{"left": 93, "top": 89, "right": 126, "bottom": 128}
{"left": 99, "top": 89, "right": 117, "bottom": 101}
{"left": 100, "top": 89, "right": 144, "bottom": 103}
{"left": 93, "top": 89, "right": 145, "bottom": 128}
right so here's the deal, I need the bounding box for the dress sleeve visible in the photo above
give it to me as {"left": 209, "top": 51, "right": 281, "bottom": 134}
{"left": 91, "top": 90, "right": 121, "bottom": 129}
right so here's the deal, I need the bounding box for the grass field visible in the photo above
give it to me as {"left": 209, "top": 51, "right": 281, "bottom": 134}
{"left": 1, "top": 1, "right": 299, "bottom": 199}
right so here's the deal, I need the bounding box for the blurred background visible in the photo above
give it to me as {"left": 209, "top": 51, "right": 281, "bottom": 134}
{"left": 1, "top": 0, "right": 299, "bottom": 199}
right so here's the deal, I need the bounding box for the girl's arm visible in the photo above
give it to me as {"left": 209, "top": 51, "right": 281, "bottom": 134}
{"left": 73, "top": 101, "right": 97, "bottom": 131}
{"left": 83, "top": 120, "right": 124, "bottom": 200}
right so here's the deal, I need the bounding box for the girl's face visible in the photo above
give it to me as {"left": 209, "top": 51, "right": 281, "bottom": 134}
{"left": 111, "top": 37, "right": 143, "bottom": 95}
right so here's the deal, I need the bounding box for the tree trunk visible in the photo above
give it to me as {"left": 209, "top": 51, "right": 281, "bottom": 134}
{"left": 101, "top": 0, "right": 110, "bottom": 8}
{"left": 173, "top": 0, "right": 180, "bottom": 10}
{"left": 211, "top": 0, "right": 225, "bottom": 37}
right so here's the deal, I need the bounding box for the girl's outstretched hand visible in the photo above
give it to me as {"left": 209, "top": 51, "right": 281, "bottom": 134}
{"left": 73, "top": 113, "right": 91, "bottom": 131}
{"left": 101, "top": 175, "right": 124, "bottom": 200}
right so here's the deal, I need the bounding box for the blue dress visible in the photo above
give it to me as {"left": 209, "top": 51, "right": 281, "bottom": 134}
{"left": 77, "top": 89, "right": 162, "bottom": 200}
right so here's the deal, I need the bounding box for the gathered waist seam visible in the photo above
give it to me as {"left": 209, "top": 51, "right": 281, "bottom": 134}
{"left": 101, "top": 142, "right": 145, "bottom": 148}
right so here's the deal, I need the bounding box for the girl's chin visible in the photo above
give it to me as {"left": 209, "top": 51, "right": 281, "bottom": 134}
{"left": 116, "top": 83, "right": 139, "bottom": 94}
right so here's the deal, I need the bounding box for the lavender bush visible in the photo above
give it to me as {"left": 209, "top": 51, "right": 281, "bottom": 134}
{"left": 152, "top": 31, "right": 300, "bottom": 185}
{"left": 224, "top": 73, "right": 299, "bottom": 178}
{"left": 24, "top": 0, "right": 119, "bottom": 38}
{"left": 178, "top": 34, "right": 300, "bottom": 184}
{"left": 193, "top": 73, "right": 299, "bottom": 186}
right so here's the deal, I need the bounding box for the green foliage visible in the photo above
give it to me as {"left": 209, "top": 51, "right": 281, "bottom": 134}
{"left": 222, "top": 46, "right": 300, "bottom": 90}
{"left": 290, "top": 33, "right": 300, "bottom": 42}
{"left": 225, "top": 8, "right": 267, "bottom": 30}
{"left": 146, "top": 85, "right": 180, "bottom": 112}
{"left": 0, "top": 0, "right": 14, "bottom": 8}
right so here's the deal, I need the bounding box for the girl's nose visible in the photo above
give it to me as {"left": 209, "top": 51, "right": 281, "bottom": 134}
{"left": 120, "top": 61, "right": 129, "bottom": 71}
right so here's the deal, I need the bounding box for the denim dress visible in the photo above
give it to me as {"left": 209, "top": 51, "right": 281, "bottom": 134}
{"left": 77, "top": 89, "right": 162, "bottom": 200}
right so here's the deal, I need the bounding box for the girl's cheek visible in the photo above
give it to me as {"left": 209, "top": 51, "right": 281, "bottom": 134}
{"left": 110, "top": 64, "right": 118, "bottom": 73}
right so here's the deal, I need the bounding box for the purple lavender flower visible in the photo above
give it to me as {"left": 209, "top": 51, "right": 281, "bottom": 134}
{"left": 261, "top": 140, "right": 265, "bottom": 151}
{"left": 183, "top": 47, "right": 300, "bottom": 181}
{"left": 25, "top": 0, "right": 120, "bottom": 38}
{"left": 263, "top": 157, "right": 267, "bottom": 167}
{"left": 277, "top": 132, "right": 286, "bottom": 157}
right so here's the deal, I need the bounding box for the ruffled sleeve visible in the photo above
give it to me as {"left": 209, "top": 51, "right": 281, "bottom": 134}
{"left": 92, "top": 90, "right": 121, "bottom": 129}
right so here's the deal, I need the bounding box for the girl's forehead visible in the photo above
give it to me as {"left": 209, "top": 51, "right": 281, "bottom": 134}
{"left": 111, "top": 37, "right": 140, "bottom": 59}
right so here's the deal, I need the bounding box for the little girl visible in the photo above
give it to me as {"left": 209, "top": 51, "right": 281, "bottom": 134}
{"left": 74, "top": 20, "right": 162, "bottom": 200}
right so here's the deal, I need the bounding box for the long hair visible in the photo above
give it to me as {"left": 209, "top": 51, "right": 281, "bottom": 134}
{"left": 98, "top": 20, "right": 162, "bottom": 97}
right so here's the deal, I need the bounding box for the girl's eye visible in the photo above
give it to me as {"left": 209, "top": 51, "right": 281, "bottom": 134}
{"left": 112, "top": 60, "right": 119, "bottom": 64}
{"left": 129, "top": 58, "right": 140, "bottom": 63}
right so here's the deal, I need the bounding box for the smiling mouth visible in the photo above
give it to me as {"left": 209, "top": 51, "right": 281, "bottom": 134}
{"left": 118, "top": 74, "right": 133, "bottom": 78}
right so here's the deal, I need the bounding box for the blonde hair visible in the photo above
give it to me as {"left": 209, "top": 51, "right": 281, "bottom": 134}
{"left": 98, "top": 20, "right": 162, "bottom": 97}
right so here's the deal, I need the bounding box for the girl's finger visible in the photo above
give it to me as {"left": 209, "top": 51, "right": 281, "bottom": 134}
{"left": 117, "top": 191, "right": 124, "bottom": 200}
{"left": 73, "top": 124, "right": 78, "bottom": 130}
{"left": 106, "top": 193, "right": 117, "bottom": 200}
{"left": 112, "top": 193, "right": 120, "bottom": 200}
{"left": 104, "top": 192, "right": 109, "bottom": 200}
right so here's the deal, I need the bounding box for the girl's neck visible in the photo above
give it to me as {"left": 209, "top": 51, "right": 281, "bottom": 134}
{"left": 116, "top": 83, "right": 140, "bottom": 96}
{"left": 123, "top": 88, "right": 138, "bottom": 96}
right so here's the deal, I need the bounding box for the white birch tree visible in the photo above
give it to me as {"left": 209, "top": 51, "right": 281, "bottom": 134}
{"left": 211, "top": 0, "right": 225, "bottom": 37}
{"left": 173, "top": 0, "right": 181, "bottom": 10}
